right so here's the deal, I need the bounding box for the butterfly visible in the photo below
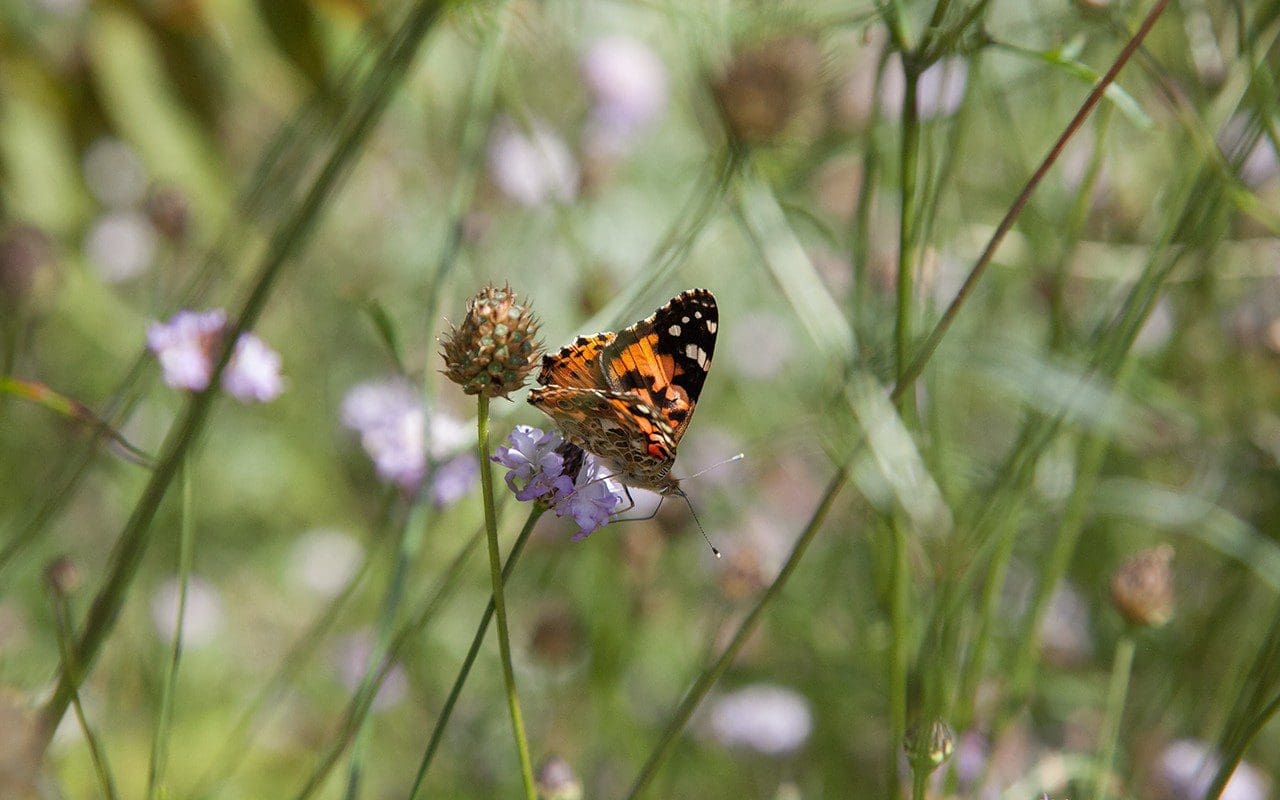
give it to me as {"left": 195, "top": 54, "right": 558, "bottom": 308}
{"left": 527, "top": 289, "right": 718, "bottom": 495}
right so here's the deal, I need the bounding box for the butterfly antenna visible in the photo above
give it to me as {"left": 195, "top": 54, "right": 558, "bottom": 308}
{"left": 675, "top": 488, "right": 720, "bottom": 558}
{"left": 681, "top": 452, "right": 745, "bottom": 482}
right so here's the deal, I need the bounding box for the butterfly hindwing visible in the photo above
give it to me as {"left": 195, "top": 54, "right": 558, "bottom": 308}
{"left": 527, "top": 385, "right": 678, "bottom": 483}
{"left": 600, "top": 289, "right": 717, "bottom": 441}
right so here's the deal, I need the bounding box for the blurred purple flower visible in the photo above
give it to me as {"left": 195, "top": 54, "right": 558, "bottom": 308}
{"left": 148, "top": 309, "right": 225, "bottom": 392}
{"left": 880, "top": 55, "right": 969, "bottom": 121}
{"left": 431, "top": 453, "right": 479, "bottom": 507}
{"left": 707, "top": 684, "right": 813, "bottom": 756}
{"left": 1159, "top": 739, "right": 1269, "bottom": 800}
{"left": 492, "top": 424, "right": 569, "bottom": 501}
{"left": 147, "top": 309, "right": 283, "bottom": 403}
{"left": 486, "top": 116, "right": 578, "bottom": 206}
{"left": 333, "top": 630, "right": 408, "bottom": 711}
{"left": 491, "top": 425, "right": 626, "bottom": 538}
{"left": 341, "top": 379, "right": 425, "bottom": 491}
{"left": 551, "top": 455, "right": 623, "bottom": 540}
{"left": 223, "top": 334, "right": 285, "bottom": 402}
{"left": 581, "top": 36, "right": 667, "bottom": 155}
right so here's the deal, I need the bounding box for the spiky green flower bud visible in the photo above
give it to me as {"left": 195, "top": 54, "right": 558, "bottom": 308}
{"left": 440, "top": 283, "right": 541, "bottom": 398}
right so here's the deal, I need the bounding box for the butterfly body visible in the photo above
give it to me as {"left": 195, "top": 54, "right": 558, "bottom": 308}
{"left": 528, "top": 289, "right": 718, "bottom": 494}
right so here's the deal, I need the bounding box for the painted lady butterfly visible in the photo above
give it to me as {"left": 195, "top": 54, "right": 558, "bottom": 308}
{"left": 528, "top": 289, "right": 718, "bottom": 495}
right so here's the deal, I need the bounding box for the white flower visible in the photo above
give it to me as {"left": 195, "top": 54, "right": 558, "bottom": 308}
{"left": 1158, "top": 739, "right": 1270, "bottom": 800}
{"left": 708, "top": 684, "right": 813, "bottom": 756}
{"left": 287, "top": 528, "right": 363, "bottom": 598}
{"left": 486, "top": 116, "right": 579, "bottom": 206}
{"left": 880, "top": 55, "right": 969, "bottom": 121}
{"left": 223, "top": 333, "right": 285, "bottom": 402}
{"left": 85, "top": 211, "right": 157, "bottom": 283}
{"left": 150, "top": 576, "right": 224, "bottom": 649}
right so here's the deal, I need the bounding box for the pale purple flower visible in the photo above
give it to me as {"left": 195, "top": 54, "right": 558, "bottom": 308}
{"left": 1158, "top": 739, "right": 1270, "bottom": 800}
{"left": 341, "top": 379, "right": 425, "bottom": 491}
{"left": 491, "top": 425, "right": 626, "bottom": 539}
{"left": 486, "top": 116, "right": 579, "bottom": 206}
{"left": 148, "top": 309, "right": 226, "bottom": 392}
{"left": 581, "top": 36, "right": 667, "bottom": 154}
{"left": 707, "top": 684, "right": 813, "bottom": 756}
{"left": 551, "top": 454, "right": 623, "bottom": 540}
{"left": 492, "top": 425, "right": 568, "bottom": 501}
{"left": 431, "top": 453, "right": 479, "bottom": 507}
{"left": 147, "top": 309, "right": 284, "bottom": 404}
{"left": 223, "top": 334, "right": 284, "bottom": 402}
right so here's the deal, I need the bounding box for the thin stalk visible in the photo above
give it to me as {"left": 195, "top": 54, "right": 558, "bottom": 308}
{"left": 47, "top": 586, "right": 118, "bottom": 800}
{"left": 1094, "top": 633, "right": 1136, "bottom": 800}
{"left": 897, "top": 0, "right": 1172, "bottom": 394}
{"left": 888, "top": 519, "right": 911, "bottom": 799}
{"left": 624, "top": 468, "right": 848, "bottom": 799}
{"left": 477, "top": 394, "right": 537, "bottom": 800}
{"left": 145, "top": 459, "right": 195, "bottom": 800}
{"left": 291, "top": 524, "right": 484, "bottom": 800}
{"left": 407, "top": 506, "right": 544, "bottom": 798}
{"left": 33, "top": 0, "right": 451, "bottom": 757}
{"left": 889, "top": 51, "right": 922, "bottom": 800}
{"left": 911, "top": 767, "right": 929, "bottom": 800}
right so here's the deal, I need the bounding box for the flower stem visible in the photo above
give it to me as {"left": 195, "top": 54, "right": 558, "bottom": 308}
{"left": 477, "top": 394, "right": 537, "bottom": 800}
{"left": 146, "top": 457, "right": 195, "bottom": 800}
{"left": 408, "top": 505, "right": 543, "bottom": 798}
{"left": 1094, "top": 631, "right": 1135, "bottom": 800}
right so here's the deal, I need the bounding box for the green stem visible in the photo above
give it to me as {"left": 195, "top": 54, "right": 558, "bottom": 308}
{"left": 477, "top": 394, "right": 537, "bottom": 800}
{"left": 625, "top": 467, "right": 849, "bottom": 799}
{"left": 896, "top": 0, "right": 1171, "bottom": 394}
{"left": 889, "top": 519, "right": 911, "bottom": 799}
{"left": 146, "top": 458, "right": 194, "bottom": 800}
{"left": 1094, "top": 632, "right": 1136, "bottom": 800}
{"left": 896, "top": 63, "right": 920, "bottom": 412}
{"left": 911, "top": 767, "right": 929, "bottom": 800}
{"left": 407, "top": 506, "right": 544, "bottom": 798}
{"left": 32, "top": 0, "right": 452, "bottom": 758}
{"left": 48, "top": 588, "right": 118, "bottom": 800}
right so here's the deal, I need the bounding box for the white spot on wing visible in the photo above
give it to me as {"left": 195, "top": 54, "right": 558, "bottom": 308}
{"left": 668, "top": 324, "right": 681, "bottom": 336}
{"left": 706, "top": 321, "right": 717, "bottom": 334}
{"left": 694, "top": 311, "right": 703, "bottom": 319}
{"left": 685, "top": 343, "right": 707, "bottom": 366}
{"left": 682, "top": 316, "right": 690, "bottom": 324}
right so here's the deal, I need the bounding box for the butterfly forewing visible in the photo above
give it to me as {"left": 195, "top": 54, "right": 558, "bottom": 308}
{"left": 600, "top": 289, "right": 717, "bottom": 441}
{"left": 536, "top": 332, "right": 614, "bottom": 387}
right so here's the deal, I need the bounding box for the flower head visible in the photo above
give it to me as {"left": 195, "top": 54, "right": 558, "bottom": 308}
{"left": 492, "top": 424, "right": 568, "bottom": 501}
{"left": 707, "top": 684, "right": 813, "bottom": 756}
{"left": 341, "top": 379, "right": 425, "bottom": 491}
{"left": 491, "top": 425, "right": 626, "bottom": 539}
{"left": 1110, "top": 544, "right": 1175, "bottom": 628}
{"left": 147, "top": 309, "right": 284, "bottom": 403}
{"left": 551, "top": 453, "right": 623, "bottom": 540}
{"left": 486, "top": 116, "right": 579, "bottom": 206}
{"left": 440, "top": 283, "right": 542, "bottom": 399}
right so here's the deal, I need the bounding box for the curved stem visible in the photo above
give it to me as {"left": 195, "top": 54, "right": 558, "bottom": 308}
{"left": 408, "top": 506, "right": 544, "bottom": 798}
{"left": 1094, "top": 632, "right": 1135, "bottom": 800}
{"left": 477, "top": 395, "right": 537, "bottom": 800}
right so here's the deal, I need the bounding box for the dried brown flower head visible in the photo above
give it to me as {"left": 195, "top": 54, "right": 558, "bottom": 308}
{"left": 440, "top": 283, "right": 541, "bottom": 398}
{"left": 1110, "top": 544, "right": 1175, "bottom": 628}
{"left": 711, "top": 36, "right": 821, "bottom": 145}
